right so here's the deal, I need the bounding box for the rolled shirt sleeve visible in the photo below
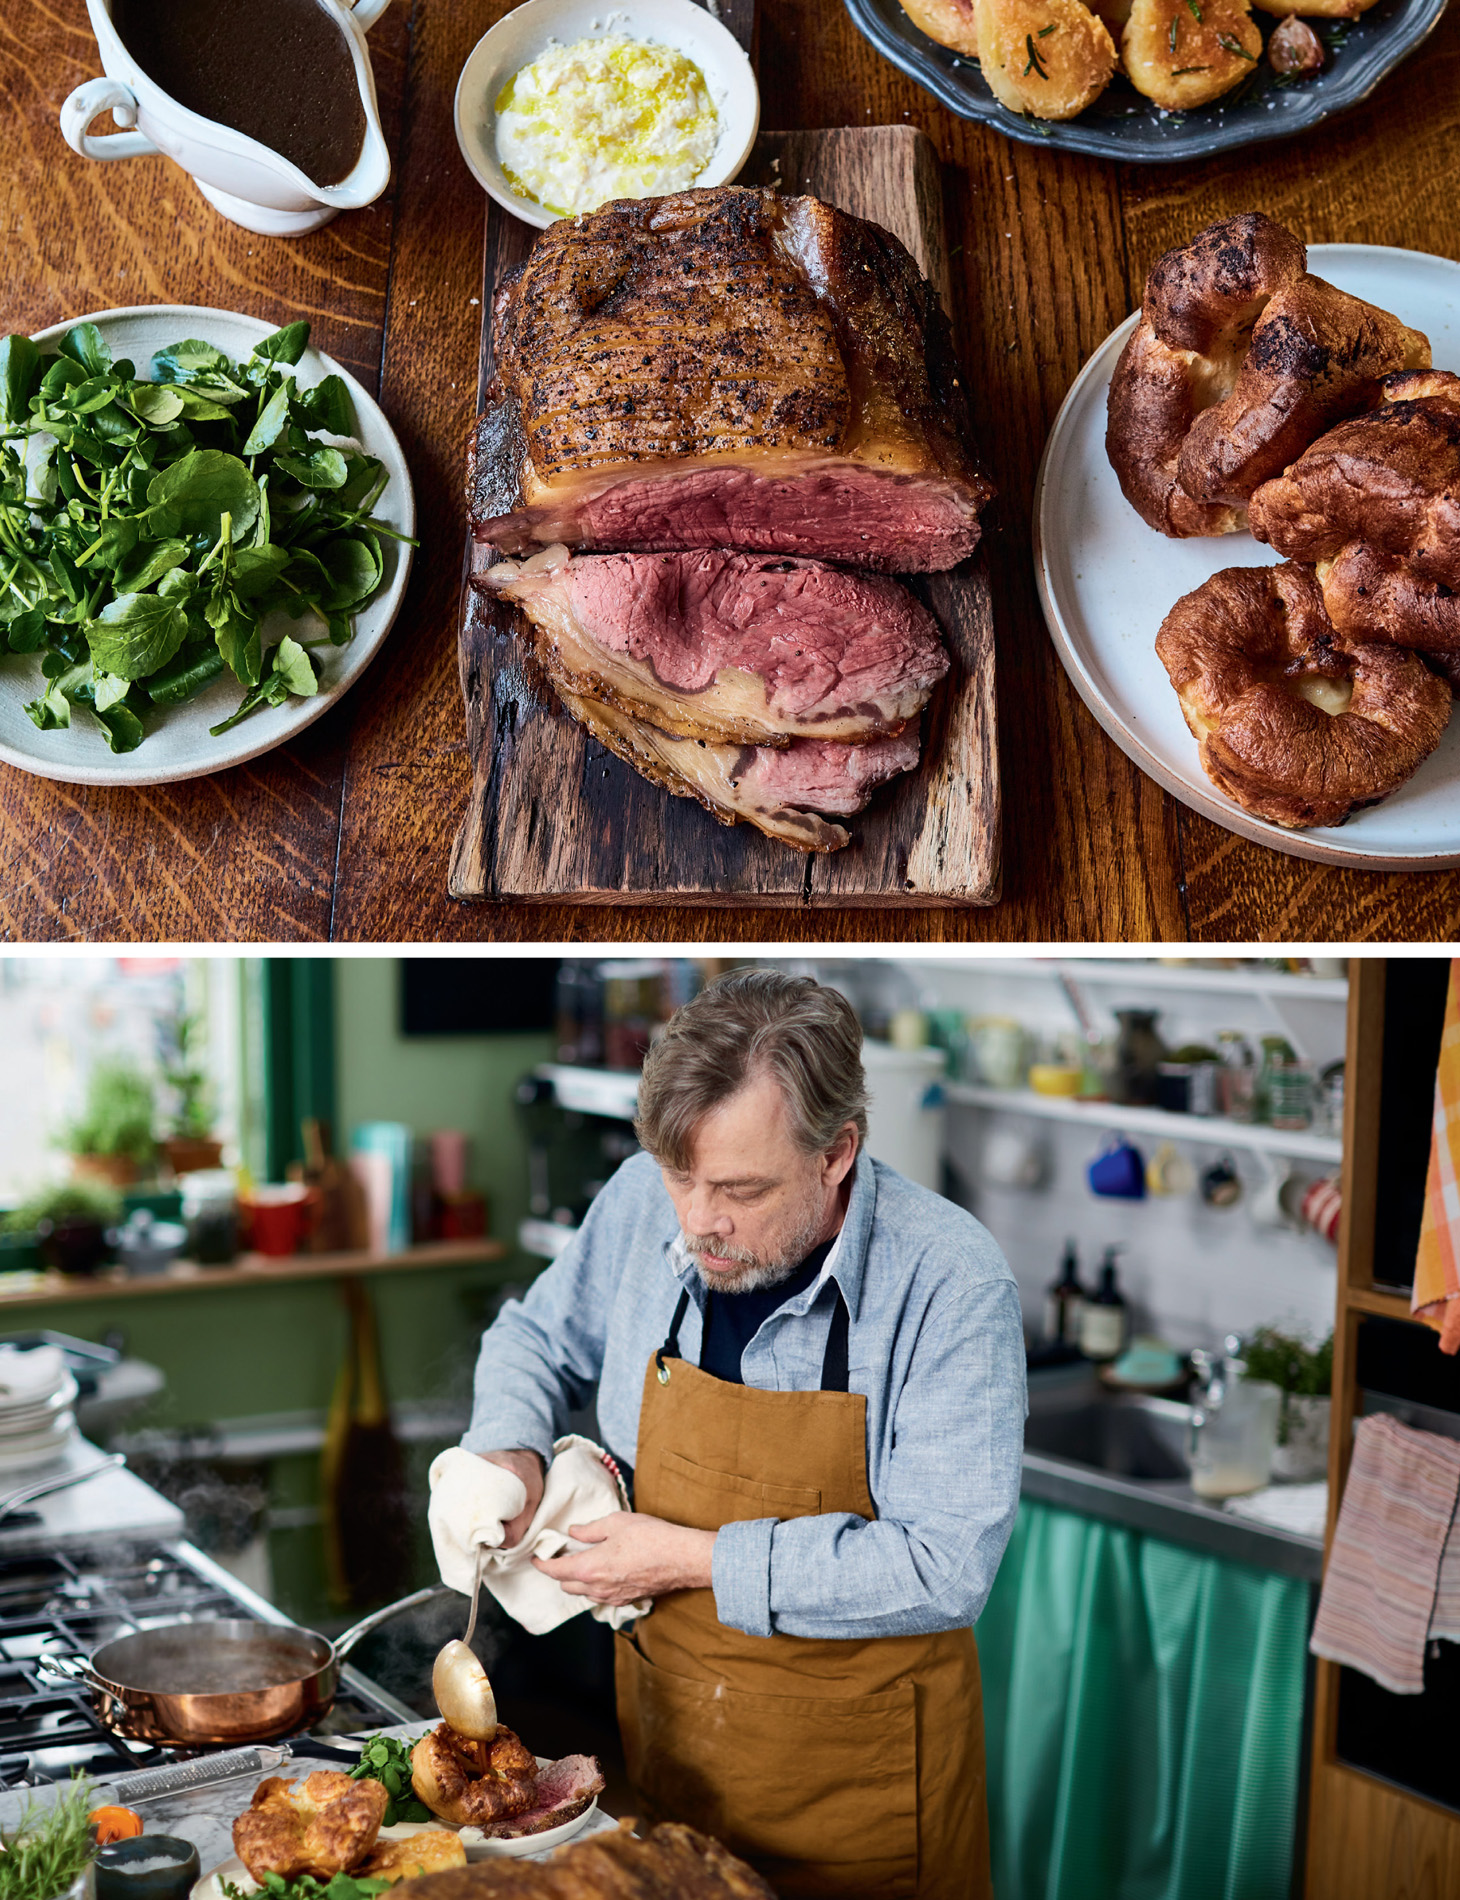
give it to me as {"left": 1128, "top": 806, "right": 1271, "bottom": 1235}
{"left": 711, "top": 1269, "right": 1027, "bottom": 1641}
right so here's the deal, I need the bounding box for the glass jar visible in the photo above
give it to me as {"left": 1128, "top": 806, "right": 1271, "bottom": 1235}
{"left": 1215, "top": 1030, "right": 1257, "bottom": 1123}
{"left": 179, "top": 1169, "right": 238, "bottom": 1265}
{"left": 1260, "top": 1036, "right": 1312, "bottom": 1129}
{"left": 969, "top": 1016, "right": 1027, "bottom": 1090}
{"left": 1113, "top": 1009, "right": 1165, "bottom": 1106}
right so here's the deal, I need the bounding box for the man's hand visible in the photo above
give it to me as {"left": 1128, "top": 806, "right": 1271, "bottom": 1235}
{"left": 476, "top": 1448, "right": 545, "bottom": 1548}
{"left": 533, "top": 1513, "right": 716, "bottom": 1606}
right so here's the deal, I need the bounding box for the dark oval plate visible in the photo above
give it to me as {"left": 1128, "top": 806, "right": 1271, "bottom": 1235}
{"left": 842, "top": 0, "right": 1447, "bottom": 161}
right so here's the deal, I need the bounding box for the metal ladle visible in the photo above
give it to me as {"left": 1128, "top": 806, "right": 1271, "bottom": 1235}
{"left": 431, "top": 1542, "right": 498, "bottom": 1739}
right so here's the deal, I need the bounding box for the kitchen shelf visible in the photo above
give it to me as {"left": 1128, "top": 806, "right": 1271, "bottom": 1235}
{"left": 518, "top": 1217, "right": 579, "bottom": 1261}
{"left": 1345, "top": 1284, "right": 1419, "bottom": 1325}
{"left": 537, "top": 1064, "right": 640, "bottom": 1121}
{"left": 0, "top": 1237, "right": 506, "bottom": 1307}
{"left": 927, "top": 958, "right": 1349, "bottom": 1001}
{"left": 944, "top": 1083, "right": 1344, "bottom": 1164}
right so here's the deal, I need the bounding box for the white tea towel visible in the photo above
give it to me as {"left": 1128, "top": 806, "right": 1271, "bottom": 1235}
{"left": 1222, "top": 1481, "right": 1329, "bottom": 1542}
{"left": 429, "top": 1437, "right": 649, "bottom": 1634}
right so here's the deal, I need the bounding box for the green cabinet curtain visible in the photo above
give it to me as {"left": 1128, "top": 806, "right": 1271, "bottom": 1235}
{"left": 259, "top": 958, "right": 337, "bottom": 1181}
{"left": 977, "top": 1500, "right": 1310, "bottom": 1900}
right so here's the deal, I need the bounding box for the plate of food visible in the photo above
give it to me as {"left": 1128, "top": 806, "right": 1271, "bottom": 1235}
{"left": 1035, "top": 213, "right": 1460, "bottom": 868}
{"left": 0, "top": 305, "right": 415, "bottom": 787}
{"left": 843, "top": 0, "right": 1445, "bottom": 162}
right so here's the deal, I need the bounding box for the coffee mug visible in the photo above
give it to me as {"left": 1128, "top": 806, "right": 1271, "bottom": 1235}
{"left": 1301, "top": 1175, "right": 1342, "bottom": 1244}
{"left": 1200, "top": 1155, "right": 1242, "bottom": 1209}
{"left": 242, "top": 1183, "right": 318, "bottom": 1256}
{"left": 1146, "top": 1141, "right": 1195, "bottom": 1198}
{"left": 60, "top": 0, "right": 394, "bottom": 236}
{"left": 1249, "top": 1158, "right": 1297, "bottom": 1230}
{"left": 1087, "top": 1134, "right": 1146, "bottom": 1199}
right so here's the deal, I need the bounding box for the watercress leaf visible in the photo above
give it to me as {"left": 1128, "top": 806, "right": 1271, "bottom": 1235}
{"left": 332, "top": 455, "right": 387, "bottom": 515}
{"left": 6, "top": 606, "right": 46, "bottom": 653}
{"left": 325, "top": 611, "right": 352, "bottom": 646}
{"left": 232, "top": 544, "right": 291, "bottom": 600}
{"left": 86, "top": 591, "right": 189, "bottom": 680}
{"left": 59, "top": 321, "right": 111, "bottom": 379}
{"left": 251, "top": 321, "right": 310, "bottom": 369}
{"left": 207, "top": 590, "right": 262, "bottom": 686}
{"left": 25, "top": 681, "right": 71, "bottom": 729}
{"left": 293, "top": 374, "right": 354, "bottom": 438}
{"left": 272, "top": 637, "right": 318, "bottom": 697}
{"left": 169, "top": 389, "right": 236, "bottom": 423}
{"left": 114, "top": 537, "right": 190, "bottom": 594}
{"left": 89, "top": 401, "right": 138, "bottom": 442}
{"left": 283, "top": 547, "right": 330, "bottom": 600}
{"left": 93, "top": 699, "right": 145, "bottom": 752}
{"left": 128, "top": 384, "right": 185, "bottom": 428}
{"left": 243, "top": 381, "right": 293, "bottom": 456}
{"left": 152, "top": 338, "right": 229, "bottom": 382}
{"left": 41, "top": 355, "right": 88, "bottom": 398}
{"left": 319, "top": 535, "right": 380, "bottom": 610}
{"left": 77, "top": 517, "right": 140, "bottom": 570}
{"left": 146, "top": 448, "right": 260, "bottom": 539}
{"left": 145, "top": 643, "right": 226, "bottom": 706}
{"left": 93, "top": 670, "right": 132, "bottom": 713}
{"left": 275, "top": 445, "right": 348, "bottom": 491}
{"left": 157, "top": 565, "right": 195, "bottom": 600}
{"left": 0, "top": 335, "right": 41, "bottom": 426}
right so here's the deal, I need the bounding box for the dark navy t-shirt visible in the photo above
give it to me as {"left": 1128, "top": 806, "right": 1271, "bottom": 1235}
{"left": 699, "top": 1238, "right": 837, "bottom": 1385}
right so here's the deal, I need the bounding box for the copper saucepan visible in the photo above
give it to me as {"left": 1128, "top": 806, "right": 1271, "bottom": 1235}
{"left": 38, "top": 1583, "right": 451, "bottom": 1746}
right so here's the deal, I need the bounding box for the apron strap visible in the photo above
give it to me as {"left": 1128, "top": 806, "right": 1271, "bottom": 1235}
{"left": 655, "top": 1288, "right": 691, "bottom": 1384}
{"left": 821, "top": 1284, "right": 851, "bottom": 1394}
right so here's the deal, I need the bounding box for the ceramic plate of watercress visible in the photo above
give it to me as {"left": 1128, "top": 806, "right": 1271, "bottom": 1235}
{"left": 0, "top": 304, "right": 415, "bottom": 786}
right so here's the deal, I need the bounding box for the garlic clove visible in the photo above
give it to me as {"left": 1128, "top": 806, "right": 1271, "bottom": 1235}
{"left": 432, "top": 1638, "right": 499, "bottom": 1739}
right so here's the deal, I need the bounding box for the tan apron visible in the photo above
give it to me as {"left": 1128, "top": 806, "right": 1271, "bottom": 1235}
{"left": 615, "top": 1284, "right": 991, "bottom": 1900}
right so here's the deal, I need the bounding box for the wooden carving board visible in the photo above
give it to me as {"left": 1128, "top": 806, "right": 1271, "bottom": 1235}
{"left": 448, "top": 126, "right": 1000, "bottom": 907}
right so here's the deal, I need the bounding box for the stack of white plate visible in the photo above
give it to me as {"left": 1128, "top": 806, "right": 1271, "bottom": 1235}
{"left": 0, "top": 1346, "right": 79, "bottom": 1471}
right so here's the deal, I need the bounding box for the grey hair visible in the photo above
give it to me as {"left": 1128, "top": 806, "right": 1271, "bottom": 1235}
{"left": 635, "top": 969, "right": 868, "bottom": 1170}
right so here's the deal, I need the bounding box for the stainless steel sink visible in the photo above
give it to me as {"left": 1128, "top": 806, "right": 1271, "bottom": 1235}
{"left": 1023, "top": 1390, "right": 1191, "bottom": 1480}
{"left": 1020, "top": 1364, "right": 1322, "bottom": 1581}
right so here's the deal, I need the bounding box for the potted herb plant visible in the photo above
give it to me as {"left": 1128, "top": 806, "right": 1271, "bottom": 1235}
{"left": 1, "top": 1775, "right": 101, "bottom": 1900}
{"left": 62, "top": 1060, "right": 156, "bottom": 1188}
{"left": 1242, "top": 1326, "right": 1333, "bottom": 1482}
{"left": 3, "top": 1180, "right": 122, "bottom": 1276}
{"left": 159, "top": 1012, "right": 222, "bottom": 1178}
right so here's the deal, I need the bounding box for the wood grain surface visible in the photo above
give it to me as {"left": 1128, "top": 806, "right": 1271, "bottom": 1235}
{"left": 2, "top": 0, "right": 1460, "bottom": 941}
{"left": 449, "top": 124, "right": 1001, "bottom": 907}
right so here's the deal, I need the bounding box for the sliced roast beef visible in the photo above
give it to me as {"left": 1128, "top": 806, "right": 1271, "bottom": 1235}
{"left": 487, "top": 1754, "right": 605, "bottom": 1839}
{"left": 469, "top": 188, "right": 992, "bottom": 572}
{"left": 545, "top": 658, "right": 920, "bottom": 852}
{"left": 483, "top": 546, "right": 949, "bottom": 746}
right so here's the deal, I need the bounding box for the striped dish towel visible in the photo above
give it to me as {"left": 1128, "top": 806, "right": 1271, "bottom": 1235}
{"left": 1414, "top": 957, "right": 1460, "bottom": 1353}
{"left": 1310, "top": 1413, "right": 1460, "bottom": 1694}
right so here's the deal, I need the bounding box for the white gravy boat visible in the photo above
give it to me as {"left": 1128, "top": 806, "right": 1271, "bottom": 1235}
{"left": 61, "top": 0, "right": 393, "bottom": 236}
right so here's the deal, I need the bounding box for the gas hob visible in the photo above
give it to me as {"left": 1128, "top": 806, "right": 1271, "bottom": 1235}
{"left": 0, "top": 1539, "right": 415, "bottom": 1790}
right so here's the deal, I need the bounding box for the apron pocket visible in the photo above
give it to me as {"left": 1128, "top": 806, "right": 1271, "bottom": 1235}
{"left": 657, "top": 1447, "right": 822, "bottom": 1524}
{"left": 617, "top": 1632, "right": 918, "bottom": 1898}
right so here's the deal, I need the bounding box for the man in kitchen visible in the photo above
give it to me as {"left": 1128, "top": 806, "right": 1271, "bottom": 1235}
{"left": 459, "top": 969, "right": 1026, "bottom": 1900}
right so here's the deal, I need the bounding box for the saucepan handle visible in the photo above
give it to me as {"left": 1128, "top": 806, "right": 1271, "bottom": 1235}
{"left": 349, "top": 0, "right": 394, "bottom": 30}
{"left": 332, "top": 1582, "right": 454, "bottom": 1662}
{"left": 37, "top": 1653, "right": 110, "bottom": 1693}
{"left": 61, "top": 79, "right": 160, "bottom": 162}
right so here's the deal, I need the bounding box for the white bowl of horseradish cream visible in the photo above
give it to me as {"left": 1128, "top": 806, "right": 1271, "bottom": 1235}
{"left": 453, "top": 0, "right": 760, "bottom": 229}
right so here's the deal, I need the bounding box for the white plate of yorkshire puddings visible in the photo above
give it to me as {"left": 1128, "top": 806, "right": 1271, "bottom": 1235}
{"left": 1035, "top": 236, "right": 1460, "bottom": 870}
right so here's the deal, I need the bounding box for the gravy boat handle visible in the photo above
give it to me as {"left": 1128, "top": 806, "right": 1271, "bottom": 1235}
{"left": 61, "top": 78, "right": 160, "bottom": 162}
{"left": 349, "top": 0, "right": 395, "bottom": 29}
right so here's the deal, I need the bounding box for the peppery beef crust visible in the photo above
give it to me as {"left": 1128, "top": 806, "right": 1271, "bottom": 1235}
{"left": 466, "top": 187, "right": 992, "bottom": 571}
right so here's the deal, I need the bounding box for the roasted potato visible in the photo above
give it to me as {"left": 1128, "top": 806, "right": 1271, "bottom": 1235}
{"left": 1122, "top": 0, "right": 1262, "bottom": 109}
{"left": 974, "top": 0, "right": 1117, "bottom": 119}
{"left": 899, "top": 0, "right": 981, "bottom": 55}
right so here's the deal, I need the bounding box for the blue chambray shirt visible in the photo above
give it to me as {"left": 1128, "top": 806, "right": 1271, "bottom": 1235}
{"left": 463, "top": 1148, "right": 1027, "bottom": 1642}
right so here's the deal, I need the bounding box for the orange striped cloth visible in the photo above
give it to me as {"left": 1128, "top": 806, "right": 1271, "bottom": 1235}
{"left": 1310, "top": 1413, "right": 1460, "bottom": 1693}
{"left": 1414, "top": 957, "right": 1460, "bottom": 1354}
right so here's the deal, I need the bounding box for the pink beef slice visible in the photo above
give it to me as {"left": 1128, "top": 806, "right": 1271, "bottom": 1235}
{"left": 491, "top": 1755, "right": 606, "bottom": 1837}
{"left": 737, "top": 726, "right": 923, "bottom": 814}
{"left": 544, "top": 551, "right": 947, "bottom": 721}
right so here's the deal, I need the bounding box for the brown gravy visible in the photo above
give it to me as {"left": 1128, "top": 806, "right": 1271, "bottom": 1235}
{"left": 111, "top": 0, "right": 366, "bottom": 187}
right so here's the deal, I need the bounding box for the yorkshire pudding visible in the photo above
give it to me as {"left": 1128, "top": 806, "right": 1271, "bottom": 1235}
{"left": 1155, "top": 561, "right": 1450, "bottom": 828}
{"left": 1316, "top": 542, "right": 1460, "bottom": 653}
{"left": 233, "top": 1772, "right": 389, "bottom": 1882}
{"left": 1249, "top": 370, "right": 1460, "bottom": 587}
{"left": 1107, "top": 214, "right": 1429, "bottom": 538}
{"left": 411, "top": 1721, "right": 539, "bottom": 1829}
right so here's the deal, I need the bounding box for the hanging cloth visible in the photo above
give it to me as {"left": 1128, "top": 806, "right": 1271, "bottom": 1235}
{"left": 1413, "top": 955, "right": 1460, "bottom": 1352}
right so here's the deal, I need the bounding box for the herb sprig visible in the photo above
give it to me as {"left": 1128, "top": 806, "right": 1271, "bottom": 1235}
{"left": 0, "top": 1775, "right": 96, "bottom": 1900}
{"left": 223, "top": 1874, "right": 392, "bottom": 1900}
{"left": 348, "top": 1734, "right": 433, "bottom": 1826}
{"left": 0, "top": 320, "right": 414, "bottom": 753}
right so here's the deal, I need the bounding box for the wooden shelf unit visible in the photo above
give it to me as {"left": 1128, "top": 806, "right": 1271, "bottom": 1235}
{"left": 1306, "top": 958, "right": 1460, "bottom": 1898}
{"left": 0, "top": 1237, "right": 507, "bottom": 1308}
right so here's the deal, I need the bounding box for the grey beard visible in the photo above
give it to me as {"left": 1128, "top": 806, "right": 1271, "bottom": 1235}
{"left": 683, "top": 1205, "right": 830, "bottom": 1295}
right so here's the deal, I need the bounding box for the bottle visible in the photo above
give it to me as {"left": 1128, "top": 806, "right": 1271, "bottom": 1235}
{"left": 1080, "top": 1246, "right": 1128, "bottom": 1361}
{"left": 1043, "top": 1241, "right": 1086, "bottom": 1347}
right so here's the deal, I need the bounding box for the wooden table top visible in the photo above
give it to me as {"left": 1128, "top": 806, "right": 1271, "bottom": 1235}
{"left": 3, "top": 0, "right": 1458, "bottom": 945}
